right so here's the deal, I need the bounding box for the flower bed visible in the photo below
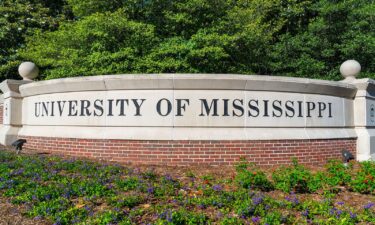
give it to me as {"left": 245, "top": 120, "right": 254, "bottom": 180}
{"left": 0, "top": 150, "right": 374, "bottom": 224}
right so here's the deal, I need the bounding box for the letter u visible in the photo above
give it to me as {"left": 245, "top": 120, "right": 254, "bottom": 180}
{"left": 35, "top": 102, "right": 40, "bottom": 117}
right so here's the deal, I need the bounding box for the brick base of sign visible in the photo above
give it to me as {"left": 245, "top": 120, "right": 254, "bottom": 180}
{"left": 18, "top": 136, "right": 356, "bottom": 166}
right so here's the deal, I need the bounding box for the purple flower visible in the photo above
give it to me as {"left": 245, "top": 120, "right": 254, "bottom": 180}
{"left": 349, "top": 211, "right": 357, "bottom": 219}
{"left": 147, "top": 186, "right": 154, "bottom": 195}
{"left": 52, "top": 216, "right": 63, "bottom": 225}
{"left": 252, "top": 195, "right": 263, "bottom": 206}
{"left": 44, "top": 194, "right": 51, "bottom": 200}
{"left": 364, "top": 202, "right": 374, "bottom": 210}
{"left": 251, "top": 216, "right": 260, "bottom": 223}
{"left": 329, "top": 207, "right": 343, "bottom": 218}
{"left": 336, "top": 209, "right": 343, "bottom": 218}
{"left": 62, "top": 192, "right": 70, "bottom": 198}
{"left": 302, "top": 209, "right": 309, "bottom": 217}
{"left": 11, "top": 168, "right": 24, "bottom": 176}
{"left": 164, "top": 174, "right": 173, "bottom": 181}
{"left": 337, "top": 201, "right": 344, "bottom": 205}
{"left": 285, "top": 194, "right": 299, "bottom": 205}
{"left": 197, "top": 203, "right": 206, "bottom": 209}
{"left": 212, "top": 184, "right": 222, "bottom": 192}
{"left": 159, "top": 210, "right": 173, "bottom": 222}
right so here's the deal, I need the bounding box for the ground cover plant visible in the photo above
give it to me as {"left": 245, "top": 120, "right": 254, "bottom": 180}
{"left": 0, "top": 150, "right": 375, "bottom": 224}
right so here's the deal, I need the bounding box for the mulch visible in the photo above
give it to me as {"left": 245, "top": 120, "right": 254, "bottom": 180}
{"left": 0, "top": 197, "right": 50, "bottom": 225}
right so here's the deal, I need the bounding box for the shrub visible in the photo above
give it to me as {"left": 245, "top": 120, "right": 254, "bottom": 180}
{"left": 349, "top": 161, "right": 375, "bottom": 194}
{"left": 109, "top": 195, "right": 145, "bottom": 208}
{"left": 324, "top": 160, "right": 352, "bottom": 186}
{"left": 272, "top": 158, "right": 322, "bottom": 193}
{"left": 235, "top": 161, "right": 274, "bottom": 191}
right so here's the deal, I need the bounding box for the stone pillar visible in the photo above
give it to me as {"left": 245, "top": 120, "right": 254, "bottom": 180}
{"left": 352, "top": 79, "right": 375, "bottom": 160}
{"left": 0, "top": 80, "right": 31, "bottom": 145}
{"left": 0, "top": 61, "right": 38, "bottom": 146}
{"left": 341, "top": 60, "right": 375, "bottom": 160}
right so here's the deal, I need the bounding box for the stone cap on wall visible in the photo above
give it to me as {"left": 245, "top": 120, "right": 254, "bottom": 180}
{"left": 0, "top": 80, "right": 32, "bottom": 98}
{"left": 19, "top": 74, "right": 357, "bottom": 98}
{"left": 350, "top": 78, "right": 375, "bottom": 98}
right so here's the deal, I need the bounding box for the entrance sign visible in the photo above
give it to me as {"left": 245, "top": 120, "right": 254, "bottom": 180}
{"left": 0, "top": 73, "right": 374, "bottom": 165}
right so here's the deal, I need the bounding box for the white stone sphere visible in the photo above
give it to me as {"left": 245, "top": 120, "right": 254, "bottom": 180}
{"left": 18, "top": 61, "right": 39, "bottom": 80}
{"left": 340, "top": 59, "right": 361, "bottom": 80}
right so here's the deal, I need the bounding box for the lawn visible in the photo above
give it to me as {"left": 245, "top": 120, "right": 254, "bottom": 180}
{"left": 0, "top": 150, "right": 374, "bottom": 224}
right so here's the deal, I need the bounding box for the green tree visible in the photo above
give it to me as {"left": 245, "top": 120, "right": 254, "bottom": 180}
{"left": 21, "top": 10, "right": 157, "bottom": 79}
{"left": 0, "top": 0, "right": 70, "bottom": 80}
{"left": 67, "top": 0, "right": 124, "bottom": 18}
{"left": 269, "top": 0, "right": 375, "bottom": 80}
{"left": 3, "top": 0, "right": 372, "bottom": 80}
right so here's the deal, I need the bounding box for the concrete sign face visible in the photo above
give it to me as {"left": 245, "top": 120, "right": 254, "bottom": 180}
{"left": 0, "top": 74, "right": 354, "bottom": 142}
{"left": 23, "top": 90, "right": 348, "bottom": 128}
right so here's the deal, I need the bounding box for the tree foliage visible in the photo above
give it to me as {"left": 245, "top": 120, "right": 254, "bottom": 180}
{"left": 22, "top": 10, "right": 157, "bottom": 78}
{"left": 0, "top": 0, "right": 70, "bottom": 80}
{"left": 0, "top": 0, "right": 374, "bottom": 80}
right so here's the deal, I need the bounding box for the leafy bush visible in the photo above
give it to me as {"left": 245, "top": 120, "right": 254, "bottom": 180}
{"left": 109, "top": 195, "right": 145, "bottom": 208}
{"left": 349, "top": 161, "right": 375, "bottom": 194}
{"left": 115, "top": 177, "right": 140, "bottom": 191}
{"left": 272, "top": 159, "right": 323, "bottom": 193}
{"left": 235, "top": 161, "right": 274, "bottom": 191}
{"left": 324, "top": 160, "right": 353, "bottom": 186}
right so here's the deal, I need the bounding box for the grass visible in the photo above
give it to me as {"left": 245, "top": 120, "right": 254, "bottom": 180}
{"left": 0, "top": 150, "right": 375, "bottom": 224}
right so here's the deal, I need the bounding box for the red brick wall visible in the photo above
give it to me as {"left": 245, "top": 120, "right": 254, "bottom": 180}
{"left": 19, "top": 136, "right": 356, "bottom": 166}
{"left": 0, "top": 105, "right": 3, "bottom": 124}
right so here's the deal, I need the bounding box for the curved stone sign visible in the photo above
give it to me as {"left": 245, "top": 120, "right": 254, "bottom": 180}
{"left": 0, "top": 74, "right": 374, "bottom": 165}
{"left": 19, "top": 74, "right": 356, "bottom": 140}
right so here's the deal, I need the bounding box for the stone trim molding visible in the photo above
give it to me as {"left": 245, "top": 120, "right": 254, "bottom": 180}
{"left": 18, "top": 126, "right": 357, "bottom": 140}
{"left": 20, "top": 74, "right": 357, "bottom": 98}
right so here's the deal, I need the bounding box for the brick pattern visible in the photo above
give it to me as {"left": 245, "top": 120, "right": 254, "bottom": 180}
{"left": 0, "top": 105, "right": 3, "bottom": 124}
{"left": 19, "top": 136, "right": 356, "bottom": 166}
